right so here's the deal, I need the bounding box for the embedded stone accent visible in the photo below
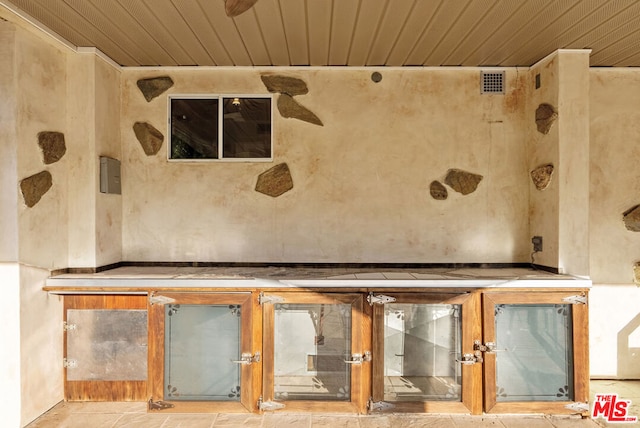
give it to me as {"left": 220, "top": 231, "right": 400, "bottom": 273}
{"left": 225, "top": 0, "right": 258, "bottom": 17}
{"left": 277, "top": 94, "right": 323, "bottom": 126}
{"left": 20, "top": 170, "right": 52, "bottom": 207}
{"left": 255, "top": 163, "right": 293, "bottom": 197}
{"left": 136, "top": 76, "right": 174, "bottom": 102}
{"left": 634, "top": 263, "right": 640, "bottom": 285}
{"left": 430, "top": 180, "right": 448, "bottom": 200}
{"left": 37, "top": 131, "right": 66, "bottom": 164}
{"left": 530, "top": 163, "right": 554, "bottom": 190}
{"left": 535, "top": 103, "right": 558, "bottom": 134}
{"left": 444, "top": 169, "right": 483, "bottom": 195}
{"left": 260, "top": 75, "right": 309, "bottom": 96}
{"left": 133, "top": 122, "right": 164, "bottom": 155}
{"left": 623, "top": 205, "right": 640, "bottom": 231}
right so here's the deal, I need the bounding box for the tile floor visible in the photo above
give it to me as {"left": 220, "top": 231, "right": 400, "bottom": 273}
{"left": 26, "top": 381, "right": 640, "bottom": 428}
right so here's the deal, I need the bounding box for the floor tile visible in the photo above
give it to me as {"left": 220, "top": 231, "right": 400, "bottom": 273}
{"left": 211, "top": 413, "right": 263, "bottom": 427}
{"left": 311, "top": 415, "right": 360, "bottom": 428}
{"left": 162, "top": 414, "right": 217, "bottom": 428}
{"left": 111, "top": 412, "right": 169, "bottom": 428}
{"left": 262, "top": 413, "right": 312, "bottom": 428}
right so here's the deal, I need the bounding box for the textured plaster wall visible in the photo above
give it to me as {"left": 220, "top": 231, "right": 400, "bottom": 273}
{"left": 529, "top": 54, "right": 561, "bottom": 269}
{"left": 0, "top": 23, "right": 18, "bottom": 261}
{"left": 556, "top": 51, "right": 590, "bottom": 277}
{"left": 15, "top": 24, "right": 69, "bottom": 268}
{"left": 589, "top": 68, "right": 640, "bottom": 378}
{"left": 121, "top": 68, "right": 529, "bottom": 263}
{"left": 67, "top": 53, "right": 122, "bottom": 267}
{"left": 19, "top": 265, "right": 62, "bottom": 425}
{"left": 94, "top": 57, "right": 122, "bottom": 266}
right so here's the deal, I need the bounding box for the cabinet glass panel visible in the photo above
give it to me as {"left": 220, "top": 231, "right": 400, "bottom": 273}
{"left": 66, "top": 309, "right": 147, "bottom": 381}
{"left": 164, "top": 304, "right": 241, "bottom": 401}
{"left": 495, "top": 304, "right": 574, "bottom": 402}
{"left": 273, "top": 303, "right": 352, "bottom": 401}
{"left": 383, "top": 303, "right": 462, "bottom": 402}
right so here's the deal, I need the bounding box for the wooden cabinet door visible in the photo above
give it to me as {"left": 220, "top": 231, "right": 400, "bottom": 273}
{"left": 261, "top": 292, "right": 368, "bottom": 413}
{"left": 148, "top": 292, "right": 259, "bottom": 413}
{"left": 370, "top": 292, "right": 482, "bottom": 414}
{"left": 64, "top": 295, "right": 148, "bottom": 402}
{"left": 482, "top": 291, "right": 589, "bottom": 415}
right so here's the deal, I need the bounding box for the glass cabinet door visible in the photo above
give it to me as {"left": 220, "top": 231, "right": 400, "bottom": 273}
{"left": 261, "top": 293, "right": 367, "bottom": 413}
{"left": 482, "top": 292, "right": 589, "bottom": 414}
{"left": 371, "top": 292, "right": 481, "bottom": 414}
{"left": 148, "top": 293, "right": 258, "bottom": 412}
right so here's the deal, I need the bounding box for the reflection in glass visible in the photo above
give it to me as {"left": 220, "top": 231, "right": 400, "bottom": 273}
{"left": 383, "top": 304, "right": 462, "bottom": 401}
{"left": 274, "top": 303, "right": 351, "bottom": 401}
{"left": 164, "top": 304, "right": 241, "bottom": 401}
{"left": 66, "top": 309, "right": 147, "bottom": 381}
{"left": 495, "top": 304, "right": 574, "bottom": 402}
{"left": 223, "top": 97, "right": 271, "bottom": 158}
{"left": 170, "top": 98, "right": 219, "bottom": 159}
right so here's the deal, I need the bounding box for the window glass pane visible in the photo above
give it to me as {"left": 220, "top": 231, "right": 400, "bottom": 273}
{"left": 274, "top": 303, "right": 351, "bottom": 401}
{"left": 164, "top": 304, "right": 241, "bottom": 401}
{"left": 495, "top": 304, "right": 574, "bottom": 402}
{"left": 223, "top": 97, "right": 271, "bottom": 158}
{"left": 383, "top": 304, "right": 462, "bottom": 402}
{"left": 170, "top": 98, "right": 218, "bottom": 159}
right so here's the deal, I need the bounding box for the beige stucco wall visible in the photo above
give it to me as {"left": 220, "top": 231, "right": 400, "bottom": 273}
{"left": 67, "top": 51, "right": 122, "bottom": 267}
{"left": 121, "top": 67, "right": 530, "bottom": 263}
{"left": 528, "top": 54, "right": 560, "bottom": 269}
{"left": 589, "top": 68, "right": 640, "bottom": 378}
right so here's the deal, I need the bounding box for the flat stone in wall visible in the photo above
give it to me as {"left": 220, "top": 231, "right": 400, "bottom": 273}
{"left": 623, "top": 205, "right": 640, "bottom": 232}
{"left": 530, "top": 163, "right": 554, "bottom": 190}
{"left": 225, "top": 0, "right": 258, "bottom": 17}
{"left": 261, "top": 74, "right": 309, "bottom": 96}
{"left": 136, "top": 76, "right": 174, "bottom": 102}
{"left": 255, "top": 163, "right": 293, "bottom": 197}
{"left": 20, "top": 170, "right": 52, "bottom": 207}
{"left": 444, "top": 169, "right": 483, "bottom": 195}
{"left": 37, "top": 132, "right": 66, "bottom": 164}
{"left": 430, "top": 180, "right": 448, "bottom": 200}
{"left": 277, "top": 94, "right": 323, "bottom": 126}
{"left": 535, "top": 103, "right": 558, "bottom": 134}
{"left": 133, "top": 122, "right": 164, "bottom": 155}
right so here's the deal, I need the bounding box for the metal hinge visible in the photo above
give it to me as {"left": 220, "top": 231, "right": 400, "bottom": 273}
{"left": 565, "top": 402, "right": 590, "bottom": 413}
{"left": 148, "top": 398, "right": 175, "bottom": 411}
{"left": 456, "top": 352, "right": 483, "bottom": 365}
{"left": 231, "top": 352, "right": 261, "bottom": 365}
{"left": 149, "top": 293, "right": 176, "bottom": 305}
{"left": 474, "top": 340, "right": 504, "bottom": 353}
{"left": 258, "top": 396, "right": 285, "bottom": 411}
{"left": 344, "top": 351, "right": 372, "bottom": 364}
{"left": 562, "top": 294, "right": 587, "bottom": 305}
{"left": 368, "top": 397, "right": 395, "bottom": 412}
{"left": 367, "top": 293, "right": 396, "bottom": 306}
{"left": 63, "top": 358, "right": 77, "bottom": 369}
{"left": 259, "top": 293, "right": 285, "bottom": 305}
{"left": 63, "top": 321, "right": 77, "bottom": 332}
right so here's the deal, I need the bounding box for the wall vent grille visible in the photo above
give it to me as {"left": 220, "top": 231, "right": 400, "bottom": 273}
{"left": 481, "top": 71, "right": 505, "bottom": 94}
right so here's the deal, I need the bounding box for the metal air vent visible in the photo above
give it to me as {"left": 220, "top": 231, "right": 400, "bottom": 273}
{"left": 481, "top": 71, "right": 505, "bottom": 94}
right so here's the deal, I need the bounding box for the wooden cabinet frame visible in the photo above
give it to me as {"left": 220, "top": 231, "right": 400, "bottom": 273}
{"left": 482, "top": 291, "right": 589, "bottom": 415}
{"left": 63, "top": 295, "right": 148, "bottom": 401}
{"left": 261, "top": 292, "right": 369, "bottom": 413}
{"left": 371, "top": 292, "right": 482, "bottom": 414}
{"left": 61, "top": 287, "right": 589, "bottom": 417}
{"left": 148, "top": 292, "right": 260, "bottom": 413}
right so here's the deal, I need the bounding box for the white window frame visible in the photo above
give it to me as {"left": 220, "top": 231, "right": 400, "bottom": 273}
{"left": 168, "top": 94, "right": 273, "bottom": 162}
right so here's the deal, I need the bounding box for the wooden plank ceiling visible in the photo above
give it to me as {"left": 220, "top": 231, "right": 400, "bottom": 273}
{"left": 2, "top": 0, "right": 640, "bottom": 67}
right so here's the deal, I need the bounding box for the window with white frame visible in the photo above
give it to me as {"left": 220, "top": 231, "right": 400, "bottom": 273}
{"left": 169, "top": 95, "right": 272, "bottom": 161}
